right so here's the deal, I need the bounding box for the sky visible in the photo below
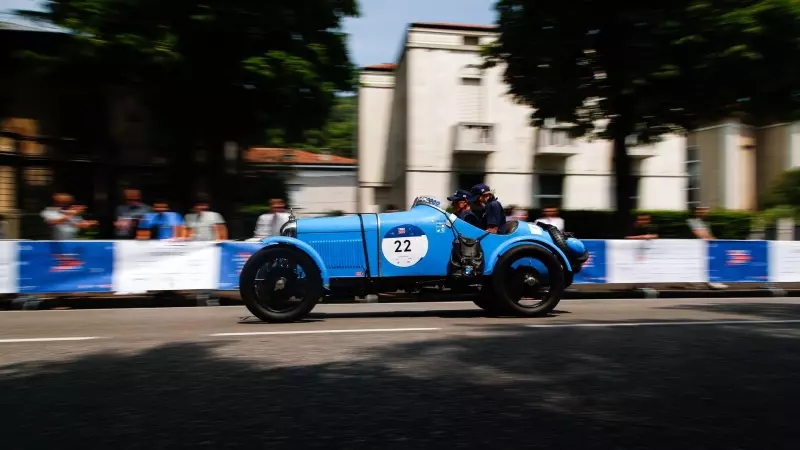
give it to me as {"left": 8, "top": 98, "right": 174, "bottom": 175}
{"left": 0, "top": 0, "right": 497, "bottom": 67}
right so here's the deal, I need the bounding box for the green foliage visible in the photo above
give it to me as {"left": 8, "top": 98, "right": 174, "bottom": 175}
{"left": 16, "top": 0, "right": 360, "bottom": 145}
{"left": 527, "top": 209, "right": 756, "bottom": 240}
{"left": 268, "top": 95, "right": 356, "bottom": 157}
{"left": 487, "top": 0, "right": 800, "bottom": 222}
{"left": 754, "top": 205, "right": 797, "bottom": 229}
{"left": 763, "top": 168, "right": 800, "bottom": 208}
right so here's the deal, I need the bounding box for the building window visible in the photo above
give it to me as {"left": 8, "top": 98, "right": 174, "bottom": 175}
{"left": 686, "top": 146, "right": 700, "bottom": 209}
{"left": 0, "top": 166, "right": 15, "bottom": 211}
{"left": 535, "top": 174, "right": 564, "bottom": 208}
{"left": 459, "top": 76, "right": 483, "bottom": 122}
{"left": 454, "top": 173, "right": 485, "bottom": 193}
{"left": 630, "top": 175, "right": 641, "bottom": 209}
{"left": 463, "top": 36, "right": 480, "bottom": 46}
{"left": 539, "top": 129, "right": 572, "bottom": 147}
{"left": 538, "top": 119, "right": 572, "bottom": 147}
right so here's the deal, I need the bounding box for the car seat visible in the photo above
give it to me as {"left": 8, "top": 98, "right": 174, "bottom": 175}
{"left": 497, "top": 220, "right": 519, "bottom": 235}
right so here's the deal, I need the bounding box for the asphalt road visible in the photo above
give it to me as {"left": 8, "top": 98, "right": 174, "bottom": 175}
{"left": 2, "top": 298, "right": 800, "bottom": 449}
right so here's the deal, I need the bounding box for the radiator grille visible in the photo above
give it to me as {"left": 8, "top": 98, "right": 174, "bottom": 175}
{"left": 309, "top": 240, "right": 366, "bottom": 269}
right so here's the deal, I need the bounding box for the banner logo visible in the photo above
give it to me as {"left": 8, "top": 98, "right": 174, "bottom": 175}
{"left": 51, "top": 253, "right": 85, "bottom": 272}
{"left": 726, "top": 250, "right": 751, "bottom": 266}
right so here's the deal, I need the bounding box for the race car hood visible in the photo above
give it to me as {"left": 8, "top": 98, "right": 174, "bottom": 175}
{"left": 296, "top": 214, "right": 365, "bottom": 234}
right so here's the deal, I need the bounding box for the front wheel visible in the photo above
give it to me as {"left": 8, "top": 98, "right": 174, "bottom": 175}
{"left": 472, "top": 280, "right": 507, "bottom": 316}
{"left": 491, "top": 245, "right": 565, "bottom": 317}
{"left": 239, "top": 245, "right": 323, "bottom": 323}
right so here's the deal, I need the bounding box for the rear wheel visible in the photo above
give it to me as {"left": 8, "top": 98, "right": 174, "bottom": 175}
{"left": 491, "top": 245, "right": 565, "bottom": 317}
{"left": 239, "top": 246, "right": 323, "bottom": 323}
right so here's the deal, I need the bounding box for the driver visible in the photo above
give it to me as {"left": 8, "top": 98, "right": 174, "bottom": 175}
{"left": 447, "top": 189, "right": 480, "bottom": 226}
{"left": 470, "top": 183, "right": 506, "bottom": 233}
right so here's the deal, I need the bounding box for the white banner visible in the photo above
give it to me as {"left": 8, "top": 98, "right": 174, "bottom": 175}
{"left": 768, "top": 241, "right": 800, "bottom": 282}
{"left": 113, "top": 241, "right": 220, "bottom": 294}
{"left": 0, "top": 240, "right": 18, "bottom": 293}
{"left": 607, "top": 239, "right": 707, "bottom": 283}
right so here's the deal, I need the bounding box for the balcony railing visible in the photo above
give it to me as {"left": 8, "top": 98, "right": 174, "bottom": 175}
{"left": 453, "top": 122, "right": 496, "bottom": 153}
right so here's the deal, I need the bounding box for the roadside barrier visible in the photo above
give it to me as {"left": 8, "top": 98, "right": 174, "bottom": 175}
{"left": 0, "top": 240, "right": 793, "bottom": 294}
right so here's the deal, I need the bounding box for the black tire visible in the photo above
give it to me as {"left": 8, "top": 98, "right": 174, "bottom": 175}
{"left": 546, "top": 226, "right": 569, "bottom": 254}
{"left": 239, "top": 245, "right": 323, "bottom": 323}
{"left": 491, "top": 244, "right": 565, "bottom": 317}
{"left": 472, "top": 279, "right": 509, "bottom": 316}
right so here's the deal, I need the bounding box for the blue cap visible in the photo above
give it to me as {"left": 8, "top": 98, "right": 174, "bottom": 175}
{"left": 469, "top": 183, "right": 492, "bottom": 201}
{"left": 447, "top": 189, "right": 472, "bottom": 202}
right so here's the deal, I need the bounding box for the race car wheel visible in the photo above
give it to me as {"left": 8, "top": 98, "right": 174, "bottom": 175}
{"left": 545, "top": 225, "right": 569, "bottom": 254}
{"left": 239, "top": 245, "right": 323, "bottom": 323}
{"left": 491, "top": 244, "right": 565, "bottom": 317}
{"left": 472, "top": 279, "right": 507, "bottom": 316}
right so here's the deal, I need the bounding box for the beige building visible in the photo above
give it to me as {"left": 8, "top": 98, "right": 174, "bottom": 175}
{"left": 357, "top": 22, "right": 800, "bottom": 213}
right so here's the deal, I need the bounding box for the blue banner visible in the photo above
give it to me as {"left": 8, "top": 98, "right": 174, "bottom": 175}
{"left": 3, "top": 239, "right": 800, "bottom": 294}
{"left": 218, "top": 242, "right": 265, "bottom": 290}
{"left": 708, "top": 240, "right": 769, "bottom": 283}
{"left": 573, "top": 240, "right": 607, "bottom": 284}
{"left": 18, "top": 241, "right": 114, "bottom": 293}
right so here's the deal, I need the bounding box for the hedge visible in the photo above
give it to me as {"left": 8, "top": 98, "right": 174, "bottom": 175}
{"left": 524, "top": 209, "right": 756, "bottom": 240}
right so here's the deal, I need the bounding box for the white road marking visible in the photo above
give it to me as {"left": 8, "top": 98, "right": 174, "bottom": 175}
{"left": 0, "top": 336, "right": 102, "bottom": 343}
{"left": 526, "top": 319, "right": 800, "bottom": 329}
{"left": 209, "top": 327, "right": 442, "bottom": 337}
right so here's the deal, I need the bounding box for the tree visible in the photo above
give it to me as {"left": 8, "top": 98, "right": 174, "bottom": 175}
{"left": 16, "top": 0, "right": 358, "bottom": 216}
{"left": 486, "top": 0, "right": 800, "bottom": 224}
{"left": 764, "top": 168, "right": 800, "bottom": 209}
{"left": 279, "top": 95, "right": 357, "bottom": 157}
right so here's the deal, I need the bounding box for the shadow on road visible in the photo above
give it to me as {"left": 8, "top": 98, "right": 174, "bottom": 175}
{"left": 3, "top": 322, "right": 799, "bottom": 448}
{"left": 657, "top": 301, "right": 800, "bottom": 321}
{"left": 235, "top": 308, "right": 573, "bottom": 323}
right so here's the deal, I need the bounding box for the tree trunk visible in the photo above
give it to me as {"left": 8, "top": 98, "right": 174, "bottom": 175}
{"left": 612, "top": 129, "right": 634, "bottom": 235}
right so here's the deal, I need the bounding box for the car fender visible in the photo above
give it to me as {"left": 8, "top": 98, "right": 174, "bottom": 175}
{"left": 260, "top": 236, "right": 331, "bottom": 289}
{"left": 485, "top": 237, "right": 573, "bottom": 275}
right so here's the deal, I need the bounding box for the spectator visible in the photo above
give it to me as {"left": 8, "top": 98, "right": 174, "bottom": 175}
{"left": 687, "top": 206, "right": 715, "bottom": 240}
{"left": 625, "top": 214, "right": 659, "bottom": 240}
{"left": 536, "top": 207, "right": 565, "bottom": 232}
{"left": 185, "top": 195, "right": 227, "bottom": 241}
{"left": 254, "top": 198, "right": 291, "bottom": 238}
{"left": 40, "top": 193, "right": 97, "bottom": 240}
{"left": 114, "top": 188, "right": 150, "bottom": 239}
{"left": 688, "top": 206, "right": 727, "bottom": 289}
{"left": 504, "top": 205, "right": 514, "bottom": 222}
{"left": 137, "top": 199, "right": 184, "bottom": 240}
{"left": 512, "top": 207, "right": 528, "bottom": 222}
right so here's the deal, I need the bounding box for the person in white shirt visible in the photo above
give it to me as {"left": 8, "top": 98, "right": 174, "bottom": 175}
{"left": 185, "top": 195, "right": 227, "bottom": 241}
{"left": 254, "top": 198, "right": 291, "bottom": 239}
{"left": 536, "top": 207, "right": 565, "bottom": 232}
{"left": 688, "top": 206, "right": 727, "bottom": 290}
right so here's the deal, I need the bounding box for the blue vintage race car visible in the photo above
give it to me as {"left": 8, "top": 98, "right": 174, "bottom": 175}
{"left": 239, "top": 196, "right": 589, "bottom": 322}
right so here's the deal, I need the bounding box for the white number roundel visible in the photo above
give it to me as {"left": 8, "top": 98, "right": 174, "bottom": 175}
{"left": 381, "top": 224, "right": 429, "bottom": 267}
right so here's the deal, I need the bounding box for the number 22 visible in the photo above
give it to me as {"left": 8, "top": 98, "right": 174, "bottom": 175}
{"left": 394, "top": 239, "right": 411, "bottom": 252}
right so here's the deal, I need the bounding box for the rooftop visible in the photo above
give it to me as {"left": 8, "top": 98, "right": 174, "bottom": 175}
{"left": 410, "top": 22, "right": 497, "bottom": 32}
{"left": 245, "top": 148, "right": 357, "bottom": 166}
{"left": 362, "top": 63, "right": 397, "bottom": 71}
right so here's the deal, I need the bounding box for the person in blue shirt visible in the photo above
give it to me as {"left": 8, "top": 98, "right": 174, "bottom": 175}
{"left": 137, "top": 199, "right": 185, "bottom": 240}
{"left": 470, "top": 183, "right": 506, "bottom": 233}
{"left": 447, "top": 189, "right": 480, "bottom": 226}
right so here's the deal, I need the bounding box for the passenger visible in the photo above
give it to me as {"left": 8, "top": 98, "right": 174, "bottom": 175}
{"left": 447, "top": 189, "right": 480, "bottom": 226}
{"left": 470, "top": 184, "right": 506, "bottom": 233}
